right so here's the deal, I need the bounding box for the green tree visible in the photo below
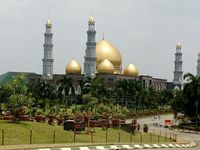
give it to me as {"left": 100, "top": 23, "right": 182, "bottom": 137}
{"left": 81, "top": 93, "right": 98, "bottom": 112}
{"left": 9, "top": 74, "right": 28, "bottom": 94}
{"left": 160, "top": 89, "right": 174, "bottom": 109}
{"left": 35, "top": 81, "right": 55, "bottom": 111}
{"left": 0, "top": 85, "right": 12, "bottom": 104}
{"left": 56, "top": 76, "right": 74, "bottom": 109}
{"left": 171, "top": 89, "right": 184, "bottom": 117}
{"left": 114, "top": 79, "right": 142, "bottom": 108}
{"left": 82, "top": 77, "right": 107, "bottom": 103}
{"left": 7, "top": 93, "right": 34, "bottom": 119}
{"left": 183, "top": 73, "right": 200, "bottom": 130}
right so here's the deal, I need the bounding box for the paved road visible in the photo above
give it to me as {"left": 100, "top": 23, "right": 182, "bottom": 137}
{"left": 137, "top": 114, "right": 200, "bottom": 150}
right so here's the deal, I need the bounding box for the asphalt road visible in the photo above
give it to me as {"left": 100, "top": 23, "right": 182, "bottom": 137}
{"left": 137, "top": 114, "right": 200, "bottom": 150}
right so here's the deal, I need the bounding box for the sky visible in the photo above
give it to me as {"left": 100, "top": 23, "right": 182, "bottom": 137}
{"left": 0, "top": 0, "right": 200, "bottom": 81}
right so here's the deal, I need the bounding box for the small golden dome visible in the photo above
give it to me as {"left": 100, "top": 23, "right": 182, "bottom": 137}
{"left": 123, "top": 64, "right": 139, "bottom": 77}
{"left": 96, "top": 39, "right": 122, "bottom": 73}
{"left": 98, "top": 59, "right": 114, "bottom": 74}
{"left": 176, "top": 42, "right": 181, "bottom": 49}
{"left": 65, "top": 59, "right": 82, "bottom": 74}
{"left": 88, "top": 16, "right": 95, "bottom": 25}
{"left": 46, "top": 19, "right": 52, "bottom": 28}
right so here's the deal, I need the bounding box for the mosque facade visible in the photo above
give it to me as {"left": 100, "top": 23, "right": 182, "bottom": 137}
{"left": 27, "top": 17, "right": 168, "bottom": 92}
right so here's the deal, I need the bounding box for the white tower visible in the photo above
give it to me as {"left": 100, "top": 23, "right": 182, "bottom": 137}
{"left": 197, "top": 52, "right": 200, "bottom": 77}
{"left": 173, "top": 42, "right": 183, "bottom": 87}
{"left": 42, "top": 19, "right": 54, "bottom": 80}
{"left": 84, "top": 16, "right": 97, "bottom": 78}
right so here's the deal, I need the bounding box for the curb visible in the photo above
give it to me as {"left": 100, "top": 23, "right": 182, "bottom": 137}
{"left": 174, "top": 129, "right": 200, "bottom": 135}
{"left": 34, "top": 142, "right": 197, "bottom": 150}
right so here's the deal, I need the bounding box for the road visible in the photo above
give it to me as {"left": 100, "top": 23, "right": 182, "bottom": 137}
{"left": 137, "top": 114, "right": 200, "bottom": 150}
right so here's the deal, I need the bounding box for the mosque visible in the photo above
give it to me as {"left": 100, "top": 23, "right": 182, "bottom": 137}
{"left": 1, "top": 17, "right": 190, "bottom": 91}
{"left": 27, "top": 16, "right": 168, "bottom": 91}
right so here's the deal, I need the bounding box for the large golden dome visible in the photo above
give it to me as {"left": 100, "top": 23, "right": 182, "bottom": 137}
{"left": 65, "top": 59, "right": 82, "bottom": 74}
{"left": 98, "top": 59, "right": 115, "bottom": 74}
{"left": 123, "top": 64, "right": 139, "bottom": 77}
{"left": 96, "top": 39, "right": 122, "bottom": 74}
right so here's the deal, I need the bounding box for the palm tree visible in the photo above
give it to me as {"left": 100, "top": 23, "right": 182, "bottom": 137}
{"left": 56, "top": 75, "right": 74, "bottom": 109}
{"left": 183, "top": 73, "right": 200, "bottom": 130}
{"left": 114, "top": 79, "right": 142, "bottom": 108}
{"left": 82, "top": 77, "right": 107, "bottom": 104}
{"left": 160, "top": 89, "right": 174, "bottom": 109}
{"left": 35, "top": 80, "right": 54, "bottom": 111}
{"left": 114, "top": 79, "right": 127, "bottom": 106}
{"left": 171, "top": 90, "right": 184, "bottom": 118}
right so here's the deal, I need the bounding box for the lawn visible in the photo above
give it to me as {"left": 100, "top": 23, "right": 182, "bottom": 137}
{"left": 0, "top": 120, "right": 172, "bottom": 145}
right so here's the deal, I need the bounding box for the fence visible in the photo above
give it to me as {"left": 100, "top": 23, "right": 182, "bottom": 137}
{"left": 0, "top": 129, "right": 177, "bottom": 145}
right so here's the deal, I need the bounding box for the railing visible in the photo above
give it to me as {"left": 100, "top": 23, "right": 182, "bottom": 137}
{"left": 0, "top": 129, "right": 177, "bottom": 145}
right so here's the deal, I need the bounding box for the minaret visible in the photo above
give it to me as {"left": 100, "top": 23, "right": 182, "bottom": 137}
{"left": 42, "top": 19, "right": 54, "bottom": 80}
{"left": 197, "top": 52, "right": 200, "bottom": 77}
{"left": 84, "top": 16, "right": 96, "bottom": 78}
{"left": 173, "top": 42, "right": 183, "bottom": 87}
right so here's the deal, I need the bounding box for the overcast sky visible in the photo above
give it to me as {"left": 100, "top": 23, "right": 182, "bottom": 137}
{"left": 0, "top": 0, "right": 199, "bottom": 81}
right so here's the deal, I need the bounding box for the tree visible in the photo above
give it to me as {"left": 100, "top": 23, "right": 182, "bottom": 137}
{"left": 0, "top": 85, "right": 12, "bottom": 104}
{"left": 35, "top": 80, "right": 55, "bottom": 111}
{"left": 56, "top": 76, "right": 74, "bottom": 109}
{"left": 114, "top": 79, "right": 142, "bottom": 108}
{"left": 171, "top": 89, "right": 184, "bottom": 117}
{"left": 147, "top": 86, "right": 159, "bottom": 109}
{"left": 183, "top": 73, "right": 200, "bottom": 130}
{"left": 81, "top": 93, "right": 98, "bottom": 112}
{"left": 160, "top": 89, "right": 174, "bottom": 109}
{"left": 82, "top": 77, "right": 107, "bottom": 104}
{"left": 9, "top": 74, "right": 28, "bottom": 94}
{"left": 7, "top": 93, "right": 34, "bottom": 119}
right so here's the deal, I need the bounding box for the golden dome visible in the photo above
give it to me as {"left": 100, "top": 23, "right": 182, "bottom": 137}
{"left": 176, "top": 42, "right": 181, "bottom": 49}
{"left": 65, "top": 59, "right": 82, "bottom": 74}
{"left": 98, "top": 59, "right": 114, "bottom": 74}
{"left": 88, "top": 16, "right": 95, "bottom": 25}
{"left": 46, "top": 19, "right": 52, "bottom": 28}
{"left": 123, "top": 64, "right": 139, "bottom": 77}
{"left": 96, "top": 39, "right": 122, "bottom": 73}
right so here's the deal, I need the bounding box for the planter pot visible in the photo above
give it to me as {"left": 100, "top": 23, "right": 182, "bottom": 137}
{"left": 57, "top": 118, "right": 64, "bottom": 125}
{"left": 35, "top": 115, "right": 46, "bottom": 123}
{"left": 3, "top": 115, "right": 14, "bottom": 120}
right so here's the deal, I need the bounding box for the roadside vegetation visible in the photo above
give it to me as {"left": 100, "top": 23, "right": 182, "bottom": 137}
{"left": 0, "top": 73, "right": 199, "bottom": 145}
{"left": 0, "top": 74, "right": 173, "bottom": 120}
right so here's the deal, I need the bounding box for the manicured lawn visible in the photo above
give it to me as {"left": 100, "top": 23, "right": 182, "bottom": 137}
{"left": 0, "top": 120, "right": 171, "bottom": 145}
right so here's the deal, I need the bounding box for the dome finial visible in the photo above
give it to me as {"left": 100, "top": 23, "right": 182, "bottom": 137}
{"left": 88, "top": 16, "right": 95, "bottom": 25}
{"left": 102, "top": 32, "right": 105, "bottom": 40}
{"left": 46, "top": 15, "right": 52, "bottom": 28}
{"left": 176, "top": 42, "right": 181, "bottom": 49}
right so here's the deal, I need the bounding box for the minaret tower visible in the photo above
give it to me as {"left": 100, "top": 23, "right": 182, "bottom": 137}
{"left": 42, "top": 19, "right": 54, "bottom": 80}
{"left": 84, "top": 16, "right": 96, "bottom": 78}
{"left": 173, "top": 42, "right": 183, "bottom": 87}
{"left": 197, "top": 52, "right": 200, "bottom": 77}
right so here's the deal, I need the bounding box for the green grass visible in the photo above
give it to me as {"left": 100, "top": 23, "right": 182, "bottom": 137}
{"left": 0, "top": 120, "right": 172, "bottom": 145}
